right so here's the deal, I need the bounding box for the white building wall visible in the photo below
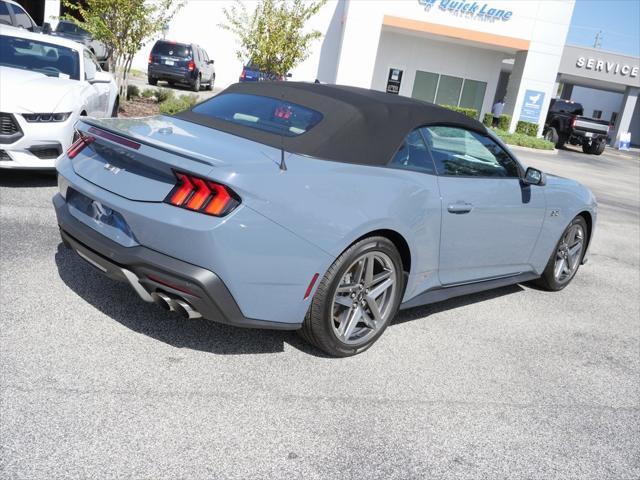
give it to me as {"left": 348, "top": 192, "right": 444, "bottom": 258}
{"left": 370, "top": 30, "right": 505, "bottom": 118}
{"left": 570, "top": 86, "right": 624, "bottom": 122}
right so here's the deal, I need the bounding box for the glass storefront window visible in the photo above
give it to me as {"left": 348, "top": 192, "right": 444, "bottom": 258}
{"left": 412, "top": 71, "right": 439, "bottom": 103}
{"left": 435, "top": 74, "right": 463, "bottom": 107}
{"left": 412, "top": 70, "right": 487, "bottom": 116}
{"left": 459, "top": 79, "right": 487, "bottom": 113}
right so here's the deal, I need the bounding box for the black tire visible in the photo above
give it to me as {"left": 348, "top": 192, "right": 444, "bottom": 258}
{"left": 533, "top": 216, "right": 588, "bottom": 291}
{"left": 148, "top": 77, "right": 157, "bottom": 86}
{"left": 207, "top": 74, "right": 215, "bottom": 91}
{"left": 111, "top": 96, "right": 119, "bottom": 118}
{"left": 192, "top": 75, "right": 201, "bottom": 92}
{"left": 581, "top": 143, "right": 592, "bottom": 154}
{"left": 544, "top": 127, "right": 559, "bottom": 147}
{"left": 299, "top": 236, "right": 405, "bottom": 357}
{"left": 593, "top": 141, "right": 605, "bottom": 155}
{"left": 556, "top": 133, "right": 568, "bottom": 148}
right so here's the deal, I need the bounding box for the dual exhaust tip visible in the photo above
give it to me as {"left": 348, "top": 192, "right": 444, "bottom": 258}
{"left": 152, "top": 292, "right": 202, "bottom": 319}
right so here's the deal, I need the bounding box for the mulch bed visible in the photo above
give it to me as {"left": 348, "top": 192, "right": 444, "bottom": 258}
{"left": 118, "top": 97, "right": 160, "bottom": 118}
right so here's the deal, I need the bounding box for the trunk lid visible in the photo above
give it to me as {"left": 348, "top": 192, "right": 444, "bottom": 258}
{"left": 71, "top": 116, "right": 278, "bottom": 202}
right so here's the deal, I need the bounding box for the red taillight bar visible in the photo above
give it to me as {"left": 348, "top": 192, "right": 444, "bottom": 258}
{"left": 166, "top": 171, "right": 240, "bottom": 217}
{"left": 187, "top": 60, "right": 195, "bottom": 71}
{"left": 87, "top": 126, "right": 141, "bottom": 150}
{"left": 67, "top": 133, "right": 95, "bottom": 159}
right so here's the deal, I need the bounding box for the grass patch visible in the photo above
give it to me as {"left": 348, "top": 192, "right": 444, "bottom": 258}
{"left": 491, "top": 128, "right": 554, "bottom": 150}
{"left": 159, "top": 94, "right": 199, "bottom": 115}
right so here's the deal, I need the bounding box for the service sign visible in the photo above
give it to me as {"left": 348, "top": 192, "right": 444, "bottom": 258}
{"left": 519, "top": 89, "right": 545, "bottom": 123}
{"left": 418, "top": 0, "right": 513, "bottom": 22}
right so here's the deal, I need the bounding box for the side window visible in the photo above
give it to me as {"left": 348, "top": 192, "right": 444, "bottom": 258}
{"left": 388, "top": 129, "right": 436, "bottom": 175}
{"left": 83, "top": 49, "right": 97, "bottom": 79}
{"left": 0, "top": 2, "right": 12, "bottom": 26}
{"left": 9, "top": 3, "right": 34, "bottom": 29}
{"left": 195, "top": 47, "right": 201, "bottom": 62}
{"left": 203, "top": 49, "right": 209, "bottom": 62}
{"left": 422, "top": 126, "right": 520, "bottom": 178}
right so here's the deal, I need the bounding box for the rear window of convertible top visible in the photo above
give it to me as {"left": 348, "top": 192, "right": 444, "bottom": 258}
{"left": 191, "top": 93, "right": 323, "bottom": 137}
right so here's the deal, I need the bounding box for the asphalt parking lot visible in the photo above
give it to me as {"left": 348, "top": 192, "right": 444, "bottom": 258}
{"left": 1, "top": 146, "right": 638, "bottom": 479}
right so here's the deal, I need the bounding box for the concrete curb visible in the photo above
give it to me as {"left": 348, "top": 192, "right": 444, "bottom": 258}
{"left": 507, "top": 144, "right": 558, "bottom": 156}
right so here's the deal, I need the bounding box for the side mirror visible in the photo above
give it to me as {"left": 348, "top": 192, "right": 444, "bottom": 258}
{"left": 208, "top": 59, "right": 215, "bottom": 65}
{"left": 42, "top": 22, "right": 52, "bottom": 34}
{"left": 286, "top": 73, "right": 292, "bottom": 78}
{"left": 522, "top": 167, "right": 546, "bottom": 186}
{"left": 88, "top": 70, "right": 112, "bottom": 84}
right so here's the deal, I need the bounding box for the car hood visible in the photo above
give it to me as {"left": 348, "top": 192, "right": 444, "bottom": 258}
{"left": 0, "top": 66, "right": 80, "bottom": 113}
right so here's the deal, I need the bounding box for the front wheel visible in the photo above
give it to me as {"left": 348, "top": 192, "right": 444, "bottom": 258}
{"left": 299, "top": 236, "right": 404, "bottom": 357}
{"left": 534, "top": 216, "right": 588, "bottom": 291}
{"left": 111, "top": 96, "right": 119, "bottom": 118}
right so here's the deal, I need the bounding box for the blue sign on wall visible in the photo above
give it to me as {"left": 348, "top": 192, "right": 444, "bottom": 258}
{"left": 519, "top": 90, "right": 545, "bottom": 123}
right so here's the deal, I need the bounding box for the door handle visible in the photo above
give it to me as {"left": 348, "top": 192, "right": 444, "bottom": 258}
{"left": 447, "top": 202, "right": 473, "bottom": 214}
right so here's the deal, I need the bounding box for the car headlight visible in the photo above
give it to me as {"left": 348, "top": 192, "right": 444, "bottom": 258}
{"left": 22, "top": 112, "right": 72, "bottom": 122}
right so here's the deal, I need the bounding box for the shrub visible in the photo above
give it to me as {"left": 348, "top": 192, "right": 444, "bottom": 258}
{"left": 159, "top": 94, "right": 198, "bottom": 115}
{"left": 516, "top": 121, "right": 539, "bottom": 137}
{"left": 141, "top": 88, "right": 156, "bottom": 99}
{"left": 155, "top": 88, "right": 174, "bottom": 103}
{"left": 497, "top": 114, "right": 511, "bottom": 130}
{"left": 441, "top": 104, "right": 478, "bottom": 120}
{"left": 482, "top": 113, "right": 494, "bottom": 127}
{"left": 491, "top": 128, "right": 554, "bottom": 150}
{"left": 126, "top": 84, "right": 140, "bottom": 100}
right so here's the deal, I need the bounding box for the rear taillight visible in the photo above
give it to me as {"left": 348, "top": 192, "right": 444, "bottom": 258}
{"left": 148, "top": 53, "right": 153, "bottom": 64}
{"left": 67, "top": 134, "right": 95, "bottom": 159}
{"left": 570, "top": 116, "right": 577, "bottom": 128}
{"left": 240, "top": 69, "right": 246, "bottom": 81}
{"left": 166, "top": 172, "right": 240, "bottom": 217}
{"left": 187, "top": 60, "right": 195, "bottom": 71}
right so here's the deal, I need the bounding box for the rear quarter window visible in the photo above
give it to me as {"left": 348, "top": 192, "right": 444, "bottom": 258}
{"left": 191, "top": 93, "right": 323, "bottom": 137}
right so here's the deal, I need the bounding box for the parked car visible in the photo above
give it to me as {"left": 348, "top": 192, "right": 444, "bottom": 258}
{"left": 239, "top": 61, "right": 289, "bottom": 82}
{"left": 148, "top": 40, "right": 215, "bottom": 91}
{"left": 543, "top": 99, "right": 610, "bottom": 154}
{"left": 0, "top": 0, "right": 51, "bottom": 33}
{"left": 0, "top": 25, "right": 118, "bottom": 169}
{"left": 53, "top": 82, "right": 597, "bottom": 356}
{"left": 51, "top": 20, "right": 108, "bottom": 66}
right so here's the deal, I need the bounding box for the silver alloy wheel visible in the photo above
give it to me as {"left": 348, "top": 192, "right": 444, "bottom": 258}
{"left": 554, "top": 223, "right": 585, "bottom": 283}
{"left": 331, "top": 251, "right": 397, "bottom": 345}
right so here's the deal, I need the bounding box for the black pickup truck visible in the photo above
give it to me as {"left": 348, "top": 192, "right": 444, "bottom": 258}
{"left": 543, "top": 99, "right": 610, "bottom": 155}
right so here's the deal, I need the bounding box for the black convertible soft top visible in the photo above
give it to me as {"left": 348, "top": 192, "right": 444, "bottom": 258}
{"left": 175, "top": 81, "right": 488, "bottom": 166}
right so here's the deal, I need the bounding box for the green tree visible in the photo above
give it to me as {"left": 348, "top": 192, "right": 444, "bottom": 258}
{"left": 61, "top": 0, "right": 184, "bottom": 101}
{"left": 221, "top": 0, "right": 327, "bottom": 78}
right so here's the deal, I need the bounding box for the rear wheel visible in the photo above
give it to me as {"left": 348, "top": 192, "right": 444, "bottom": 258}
{"left": 544, "top": 127, "right": 560, "bottom": 147}
{"left": 192, "top": 75, "right": 201, "bottom": 92}
{"left": 534, "top": 216, "right": 587, "bottom": 291}
{"left": 207, "top": 74, "right": 215, "bottom": 91}
{"left": 148, "top": 77, "right": 157, "bottom": 86}
{"left": 300, "top": 236, "right": 404, "bottom": 357}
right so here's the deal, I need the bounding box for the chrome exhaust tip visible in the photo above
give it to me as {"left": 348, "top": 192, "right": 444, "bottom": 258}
{"left": 171, "top": 298, "right": 203, "bottom": 319}
{"left": 152, "top": 292, "right": 175, "bottom": 311}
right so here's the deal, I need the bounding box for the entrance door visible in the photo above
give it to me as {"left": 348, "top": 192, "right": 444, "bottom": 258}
{"left": 421, "top": 126, "right": 547, "bottom": 285}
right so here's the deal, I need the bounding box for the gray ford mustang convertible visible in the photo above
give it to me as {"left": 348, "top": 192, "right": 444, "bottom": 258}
{"left": 53, "top": 82, "right": 597, "bottom": 356}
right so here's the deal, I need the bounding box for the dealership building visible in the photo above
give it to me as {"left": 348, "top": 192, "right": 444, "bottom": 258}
{"left": 25, "top": 0, "right": 640, "bottom": 146}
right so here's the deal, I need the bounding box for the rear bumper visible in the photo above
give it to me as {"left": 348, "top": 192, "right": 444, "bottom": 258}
{"left": 148, "top": 65, "right": 195, "bottom": 84}
{"left": 53, "top": 193, "right": 300, "bottom": 330}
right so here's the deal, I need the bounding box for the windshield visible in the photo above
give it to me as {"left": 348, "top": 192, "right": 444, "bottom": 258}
{"left": 151, "top": 42, "right": 191, "bottom": 58}
{"left": 56, "top": 21, "right": 88, "bottom": 36}
{"left": 0, "top": 35, "right": 80, "bottom": 80}
{"left": 191, "top": 93, "right": 324, "bottom": 137}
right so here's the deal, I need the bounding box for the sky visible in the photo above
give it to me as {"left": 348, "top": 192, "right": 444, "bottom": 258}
{"left": 566, "top": 0, "right": 640, "bottom": 57}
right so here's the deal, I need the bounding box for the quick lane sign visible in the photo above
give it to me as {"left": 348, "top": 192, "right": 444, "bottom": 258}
{"left": 418, "top": 0, "right": 513, "bottom": 22}
{"left": 519, "top": 89, "right": 545, "bottom": 123}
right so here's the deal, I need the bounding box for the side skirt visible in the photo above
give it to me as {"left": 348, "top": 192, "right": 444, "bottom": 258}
{"left": 400, "top": 272, "right": 539, "bottom": 310}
